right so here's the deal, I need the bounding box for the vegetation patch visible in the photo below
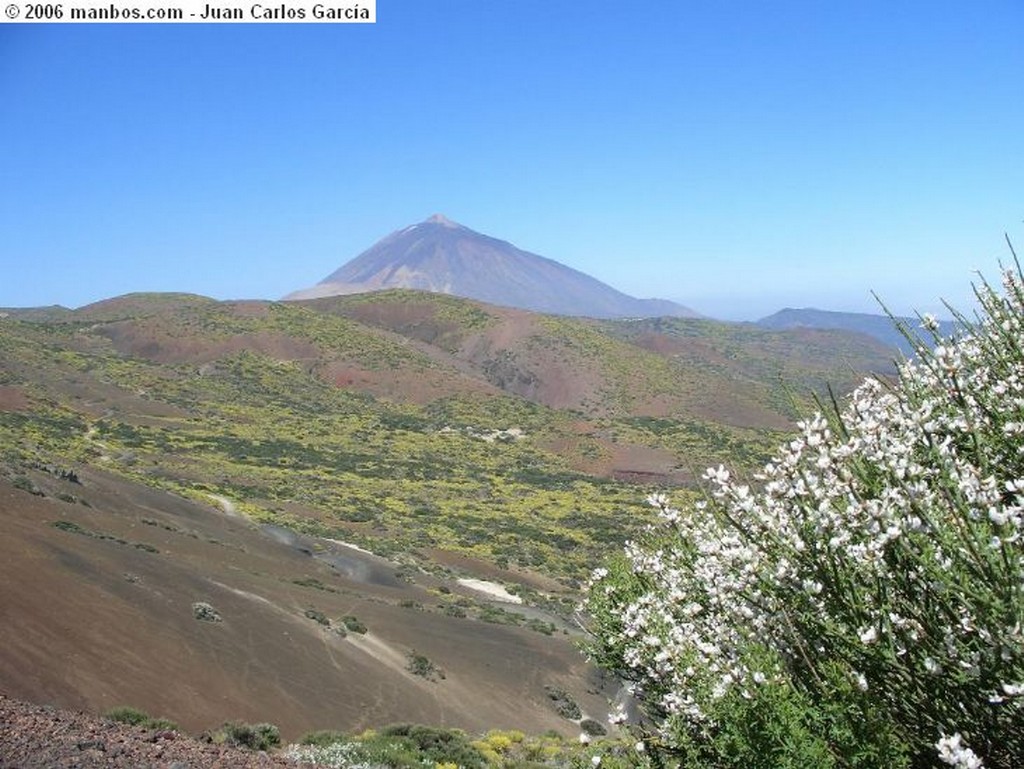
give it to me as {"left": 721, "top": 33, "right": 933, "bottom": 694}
{"left": 105, "top": 705, "right": 178, "bottom": 732}
{"left": 204, "top": 721, "right": 281, "bottom": 752}
{"left": 544, "top": 686, "right": 581, "bottom": 721}
{"left": 191, "top": 602, "right": 222, "bottom": 623}
{"left": 292, "top": 576, "right": 338, "bottom": 593}
{"left": 341, "top": 614, "right": 367, "bottom": 634}
{"left": 406, "top": 651, "right": 444, "bottom": 681}
{"left": 304, "top": 607, "right": 330, "bottom": 626}
{"left": 52, "top": 519, "right": 159, "bottom": 553}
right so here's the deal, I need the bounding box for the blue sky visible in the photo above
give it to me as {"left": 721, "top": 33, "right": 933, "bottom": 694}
{"left": 1, "top": 2, "right": 1021, "bottom": 320}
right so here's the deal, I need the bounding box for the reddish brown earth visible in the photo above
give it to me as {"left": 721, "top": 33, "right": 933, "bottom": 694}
{"left": 0, "top": 693, "right": 315, "bottom": 768}
{"left": 0, "top": 471, "right": 609, "bottom": 743}
{"left": 0, "top": 387, "right": 29, "bottom": 412}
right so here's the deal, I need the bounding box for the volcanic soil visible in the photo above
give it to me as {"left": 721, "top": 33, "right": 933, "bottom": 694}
{"left": 0, "top": 468, "right": 610, "bottom": 742}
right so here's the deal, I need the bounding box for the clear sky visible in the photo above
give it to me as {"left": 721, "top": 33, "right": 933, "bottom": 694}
{"left": 1, "top": 2, "right": 1022, "bottom": 320}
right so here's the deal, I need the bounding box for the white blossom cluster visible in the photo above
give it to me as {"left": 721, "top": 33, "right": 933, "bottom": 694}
{"left": 937, "top": 733, "right": 985, "bottom": 768}
{"left": 586, "top": 267, "right": 1024, "bottom": 766}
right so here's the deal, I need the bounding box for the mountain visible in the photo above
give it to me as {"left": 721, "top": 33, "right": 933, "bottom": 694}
{"left": 286, "top": 214, "right": 701, "bottom": 319}
{"left": 757, "top": 308, "right": 957, "bottom": 357}
{"left": 0, "top": 290, "right": 898, "bottom": 739}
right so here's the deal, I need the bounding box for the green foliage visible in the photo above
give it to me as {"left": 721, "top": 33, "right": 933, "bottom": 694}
{"left": 105, "top": 705, "right": 179, "bottom": 732}
{"left": 292, "top": 576, "right": 338, "bottom": 593}
{"left": 299, "top": 729, "right": 348, "bottom": 747}
{"left": 105, "top": 705, "right": 150, "bottom": 726}
{"left": 544, "top": 686, "right": 581, "bottom": 721}
{"left": 210, "top": 721, "right": 281, "bottom": 751}
{"left": 379, "top": 724, "right": 486, "bottom": 769}
{"left": 287, "top": 725, "right": 632, "bottom": 769}
{"left": 304, "top": 607, "right": 330, "bottom": 626}
{"left": 12, "top": 475, "right": 42, "bottom": 495}
{"left": 341, "top": 614, "right": 367, "bottom": 634}
{"left": 192, "top": 601, "right": 222, "bottom": 622}
{"left": 407, "top": 651, "right": 444, "bottom": 681}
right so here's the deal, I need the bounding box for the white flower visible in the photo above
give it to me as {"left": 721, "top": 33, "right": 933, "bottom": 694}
{"left": 936, "top": 733, "right": 985, "bottom": 768}
{"left": 608, "top": 705, "right": 628, "bottom": 725}
{"left": 858, "top": 626, "right": 878, "bottom": 644}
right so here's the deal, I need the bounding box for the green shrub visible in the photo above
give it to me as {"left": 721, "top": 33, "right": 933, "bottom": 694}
{"left": 304, "top": 607, "right": 330, "bottom": 626}
{"left": 216, "top": 721, "right": 281, "bottom": 751}
{"left": 105, "top": 705, "right": 150, "bottom": 726}
{"left": 12, "top": 475, "right": 42, "bottom": 495}
{"left": 379, "top": 724, "right": 486, "bottom": 769}
{"left": 192, "top": 601, "right": 222, "bottom": 622}
{"left": 342, "top": 614, "right": 367, "bottom": 633}
{"left": 579, "top": 719, "right": 606, "bottom": 737}
{"left": 544, "top": 686, "right": 581, "bottom": 721}
{"left": 299, "top": 729, "right": 348, "bottom": 747}
{"left": 407, "top": 651, "right": 444, "bottom": 681}
{"left": 105, "top": 706, "right": 178, "bottom": 732}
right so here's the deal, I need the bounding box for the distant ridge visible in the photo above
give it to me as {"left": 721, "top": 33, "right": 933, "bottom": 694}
{"left": 757, "top": 308, "right": 957, "bottom": 356}
{"left": 286, "top": 214, "right": 700, "bottom": 319}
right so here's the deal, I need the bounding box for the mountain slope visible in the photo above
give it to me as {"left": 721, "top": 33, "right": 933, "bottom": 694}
{"left": 0, "top": 290, "right": 901, "bottom": 737}
{"left": 286, "top": 214, "right": 700, "bottom": 319}
{"left": 757, "top": 307, "right": 956, "bottom": 356}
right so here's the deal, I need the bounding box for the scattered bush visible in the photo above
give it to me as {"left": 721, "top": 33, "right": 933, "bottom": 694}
{"left": 192, "top": 602, "right": 222, "bottom": 622}
{"left": 304, "top": 607, "right": 330, "bottom": 626}
{"left": 52, "top": 519, "right": 86, "bottom": 535}
{"left": 12, "top": 475, "right": 43, "bottom": 495}
{"left": 299, "top": 729, "right": 348, "bottom": 747}
{"left": 209, "top": 721, "right": 281, "bottom": 751}
{"left": 407, "top": 651, "right": 444, "bottom": 681}
{"left": 379, "top": 724, "right": 485, "bottom": 769}
{"left": 105, "top": 705, "right": 150, "bottom": 726}
{"left": 544, "top": 686, "right": 581, "bottom": 721}
{"left": 293, "top": 576, "right": 338, "bottom": 593}
{"left": 105, "top": 706, "right": 178, "bottom": 732}
{"left": 342, "top": 614, "right": 367, "bottom": 634}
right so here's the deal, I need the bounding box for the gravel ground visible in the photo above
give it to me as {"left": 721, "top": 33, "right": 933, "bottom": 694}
{"left": 0, "top": 694, "right": 317, "bottom": 768}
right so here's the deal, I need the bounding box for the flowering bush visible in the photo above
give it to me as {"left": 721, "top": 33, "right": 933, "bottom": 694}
{"left": 585, "top": 261, "right": 1024, "bottom": 768}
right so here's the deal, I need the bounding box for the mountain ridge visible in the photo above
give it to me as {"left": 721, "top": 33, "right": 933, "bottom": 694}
{"left": 757, "top": 307, "right": 957, "bottom": 356}
{"left": 286, "top": 215, "right": 701, "bottom": 319}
